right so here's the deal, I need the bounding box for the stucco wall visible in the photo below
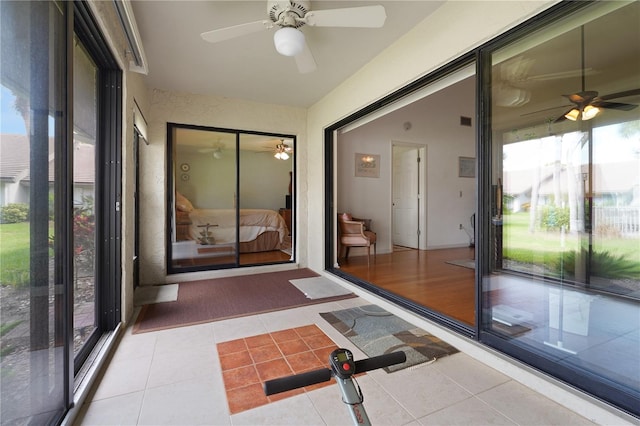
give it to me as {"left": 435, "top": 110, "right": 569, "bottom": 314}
{"left": 306, "top": 1, "right": 556, "bottom": 272}
{"left": 139, "top": 90, "right": 307, "bottom": 285}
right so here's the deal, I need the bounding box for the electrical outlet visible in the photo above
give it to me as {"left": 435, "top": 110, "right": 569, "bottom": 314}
{"left": 459, "top": 224, "right": 463, "bottom": 230}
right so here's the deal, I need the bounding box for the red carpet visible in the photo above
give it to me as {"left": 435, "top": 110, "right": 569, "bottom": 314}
{"left": 133, "top": 269, "right": 355, "bottom": 334}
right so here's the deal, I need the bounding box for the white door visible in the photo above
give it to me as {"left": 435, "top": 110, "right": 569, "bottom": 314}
{"left": 392, "top": 146, "right": 421, "bottom": 248}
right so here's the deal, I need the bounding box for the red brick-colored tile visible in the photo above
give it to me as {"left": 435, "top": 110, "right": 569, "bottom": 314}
{"left": 249, "top": 342, "right": 281, "bottom": 363}
{"left": 217, "top": 338, "right": 247, "bottom": 355}
{"left": 314, "top": 345, "right": 340, "bottom": 363}
{"left": 304, "top": 333, "right": 335, "bottom": 350}
{"left": 267, "top": 387, "right": 305, "bottom": 402}
{"left": 219, "top": 326, "right": 347, "bottom": 415}
{"left": 227, "top": 383, "right": 269, "bottom": 414}
{"left": 287, "top": 351, "right": 324, "bottom": 373}
{"left": 219, "top": 349, "right": 253, "bottom": 371}
{"left": 255, "top": 358, "right": 294, "bottom": 382}
{"left": 271, "top": 328, "right": 299, "bottom": 344}
{"left": 279, "top": 338, "right": 310, "bottom": 356}
{"left": 222, "top": 365, "right": 260, "bottom": 390}
{"left": 306, "top": 378, "right": 336, "bottom": 393}
{"left": 295, "top": 324, "right": 323, "bottom": 337}
{"left": 245, "top": 333, "right": 275, "bottom": 348}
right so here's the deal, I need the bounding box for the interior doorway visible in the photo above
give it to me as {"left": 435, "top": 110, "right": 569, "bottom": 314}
{"left": 392, "top": 144, "right": 427, "bottom": 249}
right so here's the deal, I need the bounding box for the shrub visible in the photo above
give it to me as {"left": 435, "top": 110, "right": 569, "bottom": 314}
{"left": 0, "top": 203, "right": 29, "bottom": 223}
{"left": 539, "top": 205, "right": 569, "bottom": 231}
{"left": 559, "top": 250, "right": 640, "bottom": 279}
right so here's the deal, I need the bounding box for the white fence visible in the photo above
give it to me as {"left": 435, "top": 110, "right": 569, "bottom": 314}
{"left": 593, "top": 206, "right": 640, "bottom": 237}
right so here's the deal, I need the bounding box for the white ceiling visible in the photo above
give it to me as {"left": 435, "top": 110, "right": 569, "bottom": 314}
{"left": 131, "top": 1, "right": 444, "bottom": 108}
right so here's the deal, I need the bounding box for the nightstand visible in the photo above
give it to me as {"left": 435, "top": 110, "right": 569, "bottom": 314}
{"left": 279, "top": 208, "right": 292, "bottom": 235}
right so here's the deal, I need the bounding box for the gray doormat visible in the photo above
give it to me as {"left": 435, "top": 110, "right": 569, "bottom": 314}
{"left": 320, "top": 305, "right": 459, "bottom": 372}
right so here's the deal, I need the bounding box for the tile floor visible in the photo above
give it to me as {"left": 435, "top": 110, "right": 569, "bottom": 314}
{"left": 75, "top": 296, "right": 608, "bottom": 425}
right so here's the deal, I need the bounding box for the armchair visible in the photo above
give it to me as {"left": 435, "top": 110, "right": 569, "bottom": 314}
{"left": 338, "top": 213, "right": 377, "bottom": 267}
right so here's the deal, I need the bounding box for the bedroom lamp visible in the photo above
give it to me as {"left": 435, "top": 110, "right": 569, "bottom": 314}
{"left": 274, "top": 27, "right": 305, "bottom": 57}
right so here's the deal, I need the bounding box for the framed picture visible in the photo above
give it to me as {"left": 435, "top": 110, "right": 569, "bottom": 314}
{"left": 458, "top": 156, "right": 475, "bottom": 178}
{"left": 355, "top": 153, "right": 380, "bottom": 178}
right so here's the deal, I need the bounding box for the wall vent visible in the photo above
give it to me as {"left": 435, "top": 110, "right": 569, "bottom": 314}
{"left": 460, "top": 116, "right": 472, "bottom": 127}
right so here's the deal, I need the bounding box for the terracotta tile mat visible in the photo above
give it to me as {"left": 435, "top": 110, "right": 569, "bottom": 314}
{"left": 217, "top": 324, "right": 340, "bottom": 414}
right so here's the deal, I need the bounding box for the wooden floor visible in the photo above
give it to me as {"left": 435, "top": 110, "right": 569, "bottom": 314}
{"left": 338, "top": 246, "right": 476, "bottom": 326}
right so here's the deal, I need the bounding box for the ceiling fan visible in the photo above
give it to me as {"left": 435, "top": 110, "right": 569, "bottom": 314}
{"left": 198, "top": 141, "right": 225, "bottom": 159}
{"left": 273, "top": 140, "right": 293, "bottom": 160}
{"left": 200, "top": 1, "right": 387, "bottom": 74}
{"left": 552, "top": 26, "right": 639, "bottom": 122}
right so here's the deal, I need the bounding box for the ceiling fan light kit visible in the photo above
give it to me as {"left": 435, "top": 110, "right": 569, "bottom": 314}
{"left": 274, "top": 27, "right": 305, "bottom": 56}
{"left": 200, "top": 1, "right": 387, "bottom": 73}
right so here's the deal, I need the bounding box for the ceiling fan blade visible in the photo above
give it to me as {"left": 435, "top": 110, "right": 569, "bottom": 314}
{"left": 554, "top": 110, "right": 572, "bottom": 123}
{"left": 599, "top": 88, "right": 640, "bottom": 101}
{"left": 520, "top": 104, "right": 571, "bottom": 117}
{"left": 304, "top": 5, "right": 386, "bottom": 28}
{"left": 295, "top": 40, "right": 316, "bottom": 74}
{"left": 201, "top": 20, "right": 270, "bottom": 43}
{"left": 592, "top": 101, "right": 638, "bottom": 111}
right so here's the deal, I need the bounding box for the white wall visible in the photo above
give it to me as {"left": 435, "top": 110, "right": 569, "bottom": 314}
{"left": 306, "top": 1, "right": 556, "bottom": 272}
{"left": 139, "top": 89, "right": 306, "bottom": 285}
{"left": 175, "top": 149, "right": 291, "bottom": 211}
{"left": 338, "top": 76, "right": 476, "bottom": 253}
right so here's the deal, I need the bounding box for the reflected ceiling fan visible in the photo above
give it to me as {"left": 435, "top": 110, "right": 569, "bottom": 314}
{"left": 551, "top": 26, "right": 639, "bottom": 122}
{"left": 198, "top": 141, "right": 225, "bottom": 159}
{"left": 200, "top": 1, "right": 386, "bottom": 74}
{"left": 273, "top": 140, "right": 293, "bottom": 160}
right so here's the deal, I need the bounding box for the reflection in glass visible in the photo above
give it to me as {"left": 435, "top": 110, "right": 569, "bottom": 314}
{"left": 169, "top": 125, "right": 293, "bottom": 271}
{"left": 485, "top": 2, "right": 639, "bottom": 413}
{"left": 0, "top": 2, "right": 67, "bottom": 423}
{"left": 72, "top": 38, "right": 98, "bottom": 355}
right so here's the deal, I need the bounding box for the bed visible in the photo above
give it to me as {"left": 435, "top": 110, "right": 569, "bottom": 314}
{"left": 175, "top": 193, "right": 287, "bottom": 252}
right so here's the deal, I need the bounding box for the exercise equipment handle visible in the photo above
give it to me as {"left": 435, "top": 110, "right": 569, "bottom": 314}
{"left": 263, "top": 351, "right": 406, "bottom": 396}
{"left": 355, "top": 351, "right": 406, "bottom": 373}
{"left": 264, "top": 368, "right": 332, "bottom": 395}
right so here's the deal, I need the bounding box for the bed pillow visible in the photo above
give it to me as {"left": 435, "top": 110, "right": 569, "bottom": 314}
{"left": 176, "top": 191, "right": 194, "bottom": 212}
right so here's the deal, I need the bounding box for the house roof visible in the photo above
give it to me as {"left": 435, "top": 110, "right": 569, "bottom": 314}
{"left": 0, "top": 134, "right": 95, "bottom": 184}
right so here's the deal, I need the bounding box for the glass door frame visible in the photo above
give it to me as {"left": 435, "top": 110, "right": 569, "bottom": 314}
{"left": 166, "top": 122, "right": 296, "bottom": 274}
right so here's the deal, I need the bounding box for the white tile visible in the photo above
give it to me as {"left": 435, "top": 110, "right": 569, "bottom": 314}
{"left": 417, "top": 396, "right": 517, "bottom": 425}
{"left": 368, "top": 364, "right": 472, "bottom": 418}
{"left": 308, "top": 375, "right": 415, "bottom": 426}
{"left": 153, "top": 322, "right": 215, "bottom": 355}
{"left": 146, "top": 344, "right": 219, "bottom": 389}
{"left": 110, "top": 331, "right": 157, "bottom": 362}
{"left": 92, "top": 355, "right": 152, "bottom": 401}
{"left": 433, "top": 352, "right": 510, "bottom": 395}
{"left": 76, "top": 391, "right": 144, "bottom": 425}
{"left": 138, "top": 377, "right": 228, "bottom": 425}
{"left": 477, "top": 381, "right": 595, "bottom": 425}
{"left": 231, "top": 393, "right": 325, "bottom": 426}
{"left": 212, "top": 315, "right": 267, "bottom": 342}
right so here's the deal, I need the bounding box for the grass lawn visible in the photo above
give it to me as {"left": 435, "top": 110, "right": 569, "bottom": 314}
{"left": 0, "top": 222, "right": 31, "bottom": 287}
{"left": 502, "top": 212, "right": 640, "bottom": 278}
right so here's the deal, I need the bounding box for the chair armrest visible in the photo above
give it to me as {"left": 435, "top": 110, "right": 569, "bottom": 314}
{"left": 351, "top": 217, "right": 371, "bottom": 231}
{"left": 341, "top": 220, "right": 366, "bottom": 236}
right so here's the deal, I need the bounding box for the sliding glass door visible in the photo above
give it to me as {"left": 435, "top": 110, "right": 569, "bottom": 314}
{"left": 167, "top": 124, "right": 294, "bottom": 273}
{"left": 483, "top": 1, "right": 640, "bottom": 414}
{"left": 0, "top": 2, "right": 122, "bottom": 422}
